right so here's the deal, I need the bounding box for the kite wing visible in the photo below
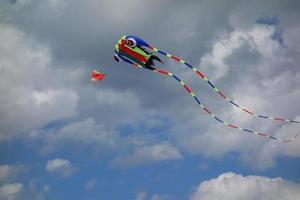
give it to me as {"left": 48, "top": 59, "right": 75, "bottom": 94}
{"left": 91, "top": 70, "right": 105, "bottom": 82}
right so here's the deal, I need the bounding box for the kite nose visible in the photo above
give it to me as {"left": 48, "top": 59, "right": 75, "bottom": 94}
{"left": 113, "top": 54, "right": 120, "bottom": 62}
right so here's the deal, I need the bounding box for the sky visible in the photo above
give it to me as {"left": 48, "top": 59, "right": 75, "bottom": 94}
{"left": 1, "top": 0, "right": 300, "bottom": 199}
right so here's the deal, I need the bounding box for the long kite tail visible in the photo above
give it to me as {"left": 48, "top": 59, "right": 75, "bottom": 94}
{"left": 149, "top": 46, "right": 300, "bottom": 124}
{"left": 133, "top": 63, "right": 297, "bottom": 142}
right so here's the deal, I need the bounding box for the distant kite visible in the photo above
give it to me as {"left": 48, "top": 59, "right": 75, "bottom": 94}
{"left": 91, "top": 69, "right": 105, "bottom": 82}
{"left": 113, "top": 35, "right": 298, "bottom": 142}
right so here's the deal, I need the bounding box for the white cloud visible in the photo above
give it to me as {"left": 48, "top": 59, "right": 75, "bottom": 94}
{"left": 191, "top": 172, "right": 300, "bottom": 200}
{"left": 42, "top": 118, "right": 120, "bottom": 153}
{"left": 32, "top": 184, "right": 50, "bottom": 200}
{"left": 172, "top": 19, "right": 300, "bottom": 169}
{"left": 43, "top": 185, "right": 50, "bottom": 193}
{"left": 240, "top": 117, "right": 300, "bottom": 170}
{"left": 200, "top": 24, "right": 281, "bottom": 80}
{"left": 133, "top": 190, "right": 172, "bottom": 200}
{"left": 0, "top": 183, "right": 23, "bottom": 200}
{"left": 150, "top": 194, "right": 173, "bottom": 200}
{"left": 111, "top": 143, "right": 183, "bottom": 168}
{"left": 85, "top": 179, "right": 97, "bottom": 191}
{"left": 0, "top": 23, "right": 80, "bottom": 141}
{"left": 95, "top": 89, "right": 143, "bottom": 122}
{"left": 45, "top": 158, "right": 78, "bottom": 178}
{"left": 47, "top": 0, "right": 71, "bottom": 12}
{"left": 96, "top": 89, "right": 139, "bottom": 106}
{"left": 0, "top": 165, "right": 11, "bottom": 182}
{"left": 26, "top": 179, "right": 50, "bottom": 200}
{"left": 0, "top": 165, "right": 27, "bottom": 183}
{"left": 134, "top": 190, "right": 147, "bottom": 200}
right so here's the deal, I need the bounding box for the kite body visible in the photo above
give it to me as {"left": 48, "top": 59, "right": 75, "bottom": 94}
{"left": 113, "top": 35, "right": 298, "bottom": 142}
{"left": 114, "top": 35, "right": 163, "bottom": 70}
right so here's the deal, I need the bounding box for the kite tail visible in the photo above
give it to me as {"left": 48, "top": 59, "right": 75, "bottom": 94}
{"left": 149, "top": 47, "right": 299, "bottom": 124}
{"left": 133, "top": 63, "right": 297, "bottom": 142}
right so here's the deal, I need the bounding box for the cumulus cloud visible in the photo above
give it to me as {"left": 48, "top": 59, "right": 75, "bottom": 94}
{"left": 111, "top": 143, "right": 183, "bottom": 168}
{"left": 200, "top": 24, "right": 283, "bottom": 80}
{"left": 0, "top": 183, "right": 23, "bottom": 200}
{"left": 191, "top": 172, "right": 300, "bottom": 200}
{"left": 0, "top": 23, "right": 79, "bottom": 141}
{"left": 172, "top": 17, "right": 300, "bottom": 169}
{"left": 45, "top": 158, "right": 78, "bottom": 178}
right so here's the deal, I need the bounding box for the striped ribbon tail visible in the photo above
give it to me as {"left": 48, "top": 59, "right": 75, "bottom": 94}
{"left": 149, "top": 46, "right": 299, "bottom": 124}
{"left": 138, "top": 65, "right": 297, "bottom": 142}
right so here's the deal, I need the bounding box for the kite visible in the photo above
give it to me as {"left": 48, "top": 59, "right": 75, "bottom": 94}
{"left": 113, "top": 35, "right": 298, "bottom": 142}
{"left": 91, "top": 69, "right": 106, "bottom": 82}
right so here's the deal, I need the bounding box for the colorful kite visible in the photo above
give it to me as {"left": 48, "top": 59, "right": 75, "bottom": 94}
{"left": 113, "top": 35, "right": 298, "bottom": 142}
{"left": 91, "top": 69, "right": 106, "bottom": 82}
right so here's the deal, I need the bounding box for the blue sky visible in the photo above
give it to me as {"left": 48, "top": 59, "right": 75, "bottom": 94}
{"left": 1, "top": 0, "right": 300, "bottom": 200}
{"left": 256, "top": 16, "right": 284, "bottom": 45}
{"left": 2, "top": 140, "right": 300, "bottom": 199}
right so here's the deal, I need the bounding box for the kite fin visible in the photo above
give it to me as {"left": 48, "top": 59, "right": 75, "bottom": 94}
{"left": 145, "top": 55, "right": 164, "bottom": 70}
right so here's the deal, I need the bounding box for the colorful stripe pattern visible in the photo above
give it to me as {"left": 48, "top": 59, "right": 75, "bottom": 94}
{"left": 149, "top": 47, "right": 299, "bottom": 124}
{"left": 131, "top": 62, "right": 297, "bottom": 142}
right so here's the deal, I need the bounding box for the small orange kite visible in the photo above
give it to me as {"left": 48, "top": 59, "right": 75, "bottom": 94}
{"left": 91, "top": 69, "right": 106, "bottom": 82}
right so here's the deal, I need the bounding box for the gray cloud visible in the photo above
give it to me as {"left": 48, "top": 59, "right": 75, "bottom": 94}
{"left": 23, "top": 179, "right": 50, "bottom": 200}
{"left": 0, "top": 0, "right": 300, "bottom": 170}
{"left": 0, "top": 165, "right": 12, "bottom": 183}
{"left": 0, "top": 23, "right": 79, "bottom": 141}
{"left": 0, "top": 183, "right": 23, "bottom": 200}
{"left": 0, "top": 165, "right": 27, "bottom": 184}
{"left": 111, "top": 143, "right": 183, "bottom": 168}
{"left": 171, "top": 21, "right": 300, "bottom": 169}
{"left": 45, "top": 158, "right": 78, "bottom": 178}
